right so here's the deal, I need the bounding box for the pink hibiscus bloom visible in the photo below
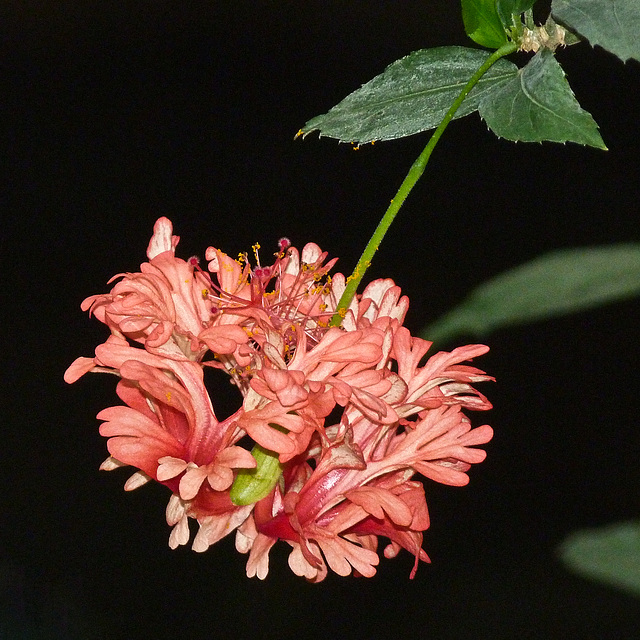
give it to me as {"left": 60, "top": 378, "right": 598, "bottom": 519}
{"left": 66, "top": 217, "right": 494, "bottom": 581}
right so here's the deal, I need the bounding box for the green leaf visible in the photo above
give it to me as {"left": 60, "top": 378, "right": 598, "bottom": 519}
{"left": 552, "top": 0, "right": 640, "bottom": 63}
{"left": 462, "top": 0, "right": 509, "bottom": 48}
{"left": 479, "top": 48, "right": 606, "bottom": 149}
{"left": 422, "top": 244, "right": 640, "bottom": 344}
{"left": 559, "top": 521, "right": 640, "bottom": 598}
{"left": 300, "top": 47, "right": 518, "bottom": 144}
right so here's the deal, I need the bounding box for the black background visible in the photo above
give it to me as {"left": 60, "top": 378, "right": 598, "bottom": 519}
{"left": 3, "top": 2, "right": 640, "bottom": 638}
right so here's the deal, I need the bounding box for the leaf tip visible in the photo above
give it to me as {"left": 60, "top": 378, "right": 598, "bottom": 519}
{"left": 295, "top": 126, "right": 322, "bottom": 142}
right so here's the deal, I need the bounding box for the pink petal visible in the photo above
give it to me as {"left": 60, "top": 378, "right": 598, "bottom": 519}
{"left": 63, "top": 357, "right": 97, "bottom": 383}
{"left": 156, "top": 456, "right": 188, "bottom": 481}
{"left": 199, "top": 324, "right": 250, "bottom": 354}
{"left": 179, "top": 467, "right": 207, "bottom": 500}
{"left": 245, "top": 532, "right": 277, "bottom": 580}
{"left": 347, "top": 486, "right": 413, "bottom": 526}
{"left": 147, "top": 217, "right": 179, "bottom": 259}
{"left": 216, "top": 446, "right": 257, "bottom": 469}
{"left": 206, "top": 465, "right": 234, "bottom": 491}
{"left": 316, "top": 535, "right": 379, "bottom": 578}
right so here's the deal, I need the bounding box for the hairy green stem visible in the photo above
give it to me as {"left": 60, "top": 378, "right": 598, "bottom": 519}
{"left": 229, "top": 41, "right": 517, "bottom": 507}
{"left": 329, "top": 41, "right": 517, "bottom": 326}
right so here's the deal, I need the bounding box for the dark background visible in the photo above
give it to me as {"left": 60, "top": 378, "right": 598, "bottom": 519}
{"left": 3, "top": 2, "right": 639, "bottom": 638}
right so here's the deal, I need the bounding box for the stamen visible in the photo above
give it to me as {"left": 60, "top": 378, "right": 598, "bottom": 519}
{"left": 252, "top": 242, "right": 261, "bottom": 267}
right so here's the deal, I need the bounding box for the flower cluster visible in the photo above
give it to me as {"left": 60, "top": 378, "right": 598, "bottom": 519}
{"left": 65, "top": 217, "right": 493, "bottom": 581}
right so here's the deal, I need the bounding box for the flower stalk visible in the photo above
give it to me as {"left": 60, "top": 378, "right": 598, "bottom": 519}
{"left": 330, "top": 41, "right": 518, "bottom": 325}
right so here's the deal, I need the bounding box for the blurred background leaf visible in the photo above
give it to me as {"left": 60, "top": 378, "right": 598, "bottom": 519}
{"left": 559, "top": 521, "right": 640, "bottom": 598}
{"left": 423, "top": 244, "right": 640, "bottom": 343}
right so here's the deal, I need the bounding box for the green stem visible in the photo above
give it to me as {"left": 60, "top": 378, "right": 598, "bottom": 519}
{"left": 329, "top": 41, "right": 517, "bottom": 327}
